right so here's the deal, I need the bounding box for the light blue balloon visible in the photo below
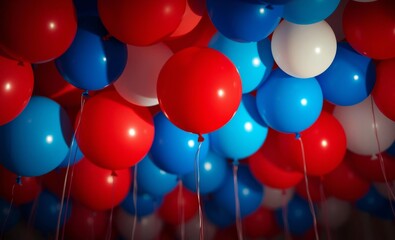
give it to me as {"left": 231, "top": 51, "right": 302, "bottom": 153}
{"left": 283, "top": 0, "right": 340, "bottom": 24}
{"left": 210, "top": 96, "right": 268, "bottom": 160}
{"left": 0, "top": 96, "right": 72, "bottom": 177}
{"left": 150, "top": 112, "right": 210, "bottom": 175}
{"left": 256, "top": 69, "right": 323, "bottom": 134}
{"left": 182, "top": 151, "right": 228, "bottom": 195}
{"left": 316, "top": 43, "right": 376, "bottom": 106}
{"left": 136, "top": 155, "right": 178, "bottom": 198}
{"left": 58, "top": 136, "right": 84, "bottom": 168}
{"left": 209, "top": 33, "right": 274, "bottom": 93}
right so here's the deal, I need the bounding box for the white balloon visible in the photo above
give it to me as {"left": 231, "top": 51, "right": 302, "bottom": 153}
{"left": 261, "top": 186, "right": 294, "bottom": 210}
{"left": 318, "top": 197, "right": 351, "bottom": 229}
{"left": 271, "top": 20, "right": 337, "bottom": 78}
{"left": 333, "top": 96, "right": 395, "bottom": 156}
{"left": 176, "top": 214, "right": 216, "bottom": 240}
{"left": 114, "top": 43, "right": 173, "bottom": 106}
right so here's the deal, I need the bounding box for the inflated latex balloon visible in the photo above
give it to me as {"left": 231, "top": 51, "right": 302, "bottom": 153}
{"left": 0, "top": 55, "right": 33, "bottom": 126}
{"left": 356, "top": 186, "right": 387, "bottom": 215}
{"left": 256, "top": 69, "right": 323, "bottom": 133}
{"left": 207, "top": 0, "right": 283, "bottom": 42}
{"left": 283, "top": 0, "right": 340, "bottom": 24}
{"left": 242, "top": 206, "right": 280, "bottom": 239}
{"left": 114, "top": 43, "right": 173, "bottom": 106}
{"left": 0, "top": 96, "right": 72, "bottom": 177}
{"left": 203, "top": 199, "right": 234, "bottom": 228}
{"left": 316, "top": 43, "right": 376, "bottom": 106}
{"left": 0, "top": 0, "right": 77, "bottom": 63}
{"left": 57, "top": 137, "right": 84, "bottom": 168}
{"left": 333, "top": 96, "right": 395, "bottom": 156}
{"left": 261, "top": 186, "right": 294, "bottom": 209}
{"left": 116, "top": 210, "right": 163, "bottom": 240}
{"left": 98, "top": 0, "right": 186, "bottom": 46}
{"left": 317, "top": 198, "right": 351, "bottom": 229}
{"left": 271, "top": 20, "right": 337, "bottom": 78}
{"left": 121, "top": 192, "right": 162, "bottom": 218}
{"left": 168, "top": 0, "right": 203, "bottom": 39}
{"left": 295, "top": 176, "right": 326, "bottom": 203}
{"left": 349, "top": 152, "right": 395, "bottom": 182}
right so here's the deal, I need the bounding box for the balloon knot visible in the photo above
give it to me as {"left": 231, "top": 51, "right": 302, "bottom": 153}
{"left": 102, "top": 34, "right": 112, "bottom": 41}
{"left": 295, "top": 132, "right": 301, "bottom": 140}
{"left": 197, "top": 134, "right": 205, "bottom": 143}
{"left": 371, "top": 154, "right": 378, "bottom": 160}
{"left": 16, "top": 176, "right": 22, "bottom": 185}
{"left": 82, "top": 90, "right": 89, "bottom": 98}
{"left": 111, "top": 171, "right": 118, "bottom": 177}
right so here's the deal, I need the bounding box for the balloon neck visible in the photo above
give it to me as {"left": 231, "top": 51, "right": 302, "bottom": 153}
{"left": 111, "top": 171, "right": 118, "bottom": 177}
{"left": 102, "top": 34, "right": 112, "bottom": 41}
{"left": 16, "top": 176, "right": 22, "bottom": 185}
{"left": 82, "top": 90, "right": 89, "bottom": 98}
{"left": 371, "top": 154, "right": 378, "bottom": 160}
{"left": 295, "top": 132, "right": 301, "bottom": 140}
{"left": 197, "top": 134, "right": 205, "bottom": 143}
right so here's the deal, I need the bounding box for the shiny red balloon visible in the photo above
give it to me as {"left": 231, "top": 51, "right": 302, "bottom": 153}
{"left": 372, "top": 58, "right": 395, "bottom": 121}
{"left": 98, "top": 0, "right": 186, "bottom": 46}
{"left": 0, "top": 56, "right": 33, "bottom": 126}
{"left": 70, "top": 158, "right": 131, "bottom": 211}
{"left": 167, "top": 0, "right": 202, "bottom": 39}
{"left": 157, "top": 47, "right": 242, "bottom": 134}
{"left": 0, "top": 0, "right": 77, "bottom": 63}
{"left": 349, "top": 152, "right": 395, "bottom": 182}
{"left": 275, "top": 111, "right": 347, "bottom": 176}
{"left": 158, "top": 184, "right": 198, "bottom": 225}
{"left": 343, "top": 0, "right": 395, "bottom": 59}
{"left": 242, "top": 206, "right": 280, "bottom": 239}
{"left": 77, "top": 90, "right": 154, "bottom": 170}
{"left": 295, "top": 176, "right": 328, "bottom": 203}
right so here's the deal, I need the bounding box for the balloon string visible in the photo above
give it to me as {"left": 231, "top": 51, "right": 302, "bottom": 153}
{"left": 105, "top": 174, "right": 116, "bottom": 240}
{"left": 131, "top": 165, "right": 138, "bottom": 240}
{"left": 27, "top": 192, "right": 40, "bottom": 230}
{"left": 319, "top": 180, "right": 331, "bottom": 240}
{"left": 178, "top": 180, "right": 185, "bottom": 240}
{"left": 55, "top": 91, "right": 88, "bottom": 240}
{"left": 281, "top": 190, "right": 291, "bottom": 240}
{"left": 297, "top": 135, "right": 319, "bottom": 240}
{"left": 0, "top": 183, "right": 16, "bottom": 239}
{"left": 232, "top": 161, "right": 243, "bottom": 240}
{"left": 195, "top": 135, "right": 204, "bottom": 240}
{"left": 370, "top": 97, "right": 395, "bottom": 217}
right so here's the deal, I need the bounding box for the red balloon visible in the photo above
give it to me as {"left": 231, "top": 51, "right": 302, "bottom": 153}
{"left": 98, "top": 0, "right": 186, "bottom": 46}
{"left": 77, "top": 90, "right": 154, "bottom": 170}
{"left": 323, "top": 154, "right": 370, "bottom": 202}
{"left": 242, "top": 206, "right": 280, "bottom": 239}
{"left": 0, "top": 55, "right": 33, "bottom": 125}
{"left": 70, "top": 158, "right": 131, "bottom": 211}
{"left": 157, "top": 47, "right": 242, "bottom": 134}
{"left": 167, "top": 0, "right": 202, "bottom": 39}
{"left": 0, "top": 0, "right": 77, "bottom": 63}
{"left": 158, "top": 184, "right": 198, "bottom": 225}
{"left": 295, "top": 176, "right": 328, "bottom": 203}
{"left": 349, "top": 152, "right": 395, "bottom": 182}
{"left": 372, "top": 58, "right": 395, "bottom": 121}
{"left": 0, "top": 166, "right": 41, "bottom": 205}
{"left": 276, "top": 111, "right": 347, "bottom": 176}
{"left": 40, "top": 169, "right": 65, "bottom": 198}
{"left": 343, "top": 0, "right": 395, "bottom": 59}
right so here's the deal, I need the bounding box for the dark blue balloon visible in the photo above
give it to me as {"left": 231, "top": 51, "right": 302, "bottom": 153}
{"left": 386, "top": 140, "right": 395, "bottom": 157}
{"left": 73, "top": 0, "right": 98, "bottom": 17}
{"left": 356, "top": 186, "right": 387, "bottom": 214}
{"left": 203, "top": 199, "right": 234, "bottom": 228}
{"left": 0, "top": 198, "right": 20, "bottom": 232}
{"left": 207, "top": 0, "right": 283, "bottom": 42}
{"left": 0, "top": 96, "right": 72, "bottom": 177}
{"left": 121, "top": 192, "right": 162, "bottom": 218}
{"left": 150, "top": 112, "right": 210, "bottom": 175}
{"left": 372, "top": 200, "right": 395, "bottom": 221}
{"left": 275, "top": 195, "right": 314, "bottom": 236}
{"left": 213, "top": 165, "right": 264, "bottom": 218}
{"left": 316, "top": 42, "right": 376, "bottom": 106}
{"left": 136, "top": 155, "right": 178, "bottom": 198}
{"left": 56, "top": 17, "right": 127, "bottom": 90}
{"left": 242, "top": 94, "right": 267, "bottom": 127}
{"left": 182, "top": 151, "right": 227, "bottom": 195}
{"left": 58, "top": 136, "right": 84, "bottom": 168}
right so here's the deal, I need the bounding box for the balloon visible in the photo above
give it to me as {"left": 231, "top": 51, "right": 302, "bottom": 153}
{"left": 256, "top": 69, "right": 323, "bottom": 133}
{"left": 275, "top": 195, "right": 314, "bottom": 236}
{"left": 0, "top": 167, "right": 41, "bottom": 205}
{"left": 0, "top": 55, "right": 33, "bottom": 126}
{"left": 242, "top": 206, "right": 280, "bottom": 239}
{"left": 209, "top": 33, "right": 274, "bottom": 93}
{"left": 158, "top": 185, "right": 198, "bottom": 225}
{"left": 70, "top": 158, "right": 131, "bottom": 211}
{"left": 98, "top": 0, "right": 186, "bottom": 46}
{"left": 149, "top": 112, "right": 210, "bottom": 175}
{"left": 55, "top": 17, "right": 127, "bottom": 91}
{"left": 0, "top": 0, "right": 77, "bottom": 63}
{"left": 262, "top": 186, "right": 294, "bottom": 209}
{"left": 343, "top": 0, "right": 395, "bottom": 59}
{"left": 295, "top": 176, "right": 327, "bottom": 203}
{"left": 157, "top": 47, "right": 242, "bottom": 134}
{"left": 0, "top": 198, "right": 20, "bottom": 232}
{"left": 387, "top": 140, "right": 395, "bottom": 157}
{"left": 116, "top": 210, "right": 163, "bottom": 240}
{"left": 206, "top": 0, "right": 283, "bottom": 42}
{"left": 168, "top": 0, "right": 203, "bottom": 39}
{"left": 283, "top": 0, "right": 340, "bottom": 24}
{"left": 121, "top": 192, "right": 162, "bottom": 218}
{"left": 349, "top": 152, "right": 395, "bottom": 182}
{"left": 356, "top": 186, "right": 387, "bottom": 215}
{"left": 176, "top": 214, "right": 217, "bottom": 240}
{"left": 242, "top": 94, "right": 267, "bottom": 127}
{"left": 316, "top": 43, "right": 376, "bottom": 106}
{"left": 182, "top": 151, "right": 228, "bottom": 195}
{"left": 271, "top": 20, "right": 337, "bottom": 78}
{"left": 57, "top": 137, "right": 84, "bottom": 168}
{"left": 213, "top": 165, "right": 264, "bottom": 218}
{"left": 114, "top": 43, "right": 173, "bottom": 106}
{"left": 317, "top": 198, "right": 351, "bottom": 229}
{"left": 203, "top": 199, "right": 234, "bottom": 228}
{"left": 333, "top": 96, "right": 395, "bottom": 156}
{"left": 210, "top": 96, "right": 268, "bottom": 160}
{"left": 77, "top": 90, "right": 154, "bottom": 170}
{"left": 0, "top": 96, "right": 72, "bottom": 177}
{"left": 372, "top": 58, "right": 395, "bottom": 121}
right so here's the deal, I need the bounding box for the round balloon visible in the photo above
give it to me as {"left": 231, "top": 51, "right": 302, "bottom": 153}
{"left": 349, "top": 152, "right": 395, "bottom": 182}
{"left": 57, "top": 137, "right": 84, "bottom": 168}
{"left": 283, "top": 0, "right": 340, "bottom": 24}
{"left": 121, "top": 192, "right": 162, "bottom": 218}
{"left": 168, "top": 0, "right": 203, "bottom": 39}
{"left": 203, "top": 199, "right": 234, "bottom": 228}
{"left": 356, "top": 186, "right": 387, "bottom": 215}
{"left": 242, "top": 206, "right": 280, "bottom": 239}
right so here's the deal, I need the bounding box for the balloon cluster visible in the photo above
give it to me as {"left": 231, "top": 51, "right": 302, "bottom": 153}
{"left": 1, "top": 0, "right": 395, "bottom": 239}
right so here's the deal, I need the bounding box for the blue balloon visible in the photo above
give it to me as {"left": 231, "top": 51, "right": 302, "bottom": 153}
{"left": 0, "top": 198, "right": 20, "bottom": 232}
{"left": 204, "top": 199, "right": 234, "bottom": 228}
{"left": 242, "top": 94, "right": 267, "bottom": 127}
{"left": 256, "top": 69, "right": 323, "bottom": 134}
{"left": 121, "top": 192, "right": 162, "bottom": 218}
{"left": 0, "top": 96, "right": 72, "bottom": 177}
{"left": 136, "top": 155, "right": 178, "bottom": 198}
{"left": 207, "top": 0, "right": 283, "bottom": 42}
{"left": 214, "top": 165, "right": 264, "bottom": 218}
{"left": 58, "top": 136, "right": 84, "bottom": 168}
{"left": 56, "top": 17, "right": 127, "bottom": 90}
{"left": 386, "top": 140, "right": 395, "bottom": 157}
{"left": 150, "top": 112, "right": 210, "bottom": 175}
{"left": 275, "top": 195, "right": 314, "bottom": 236}
{"left": 373, "top": 200, "right": 395, "bottom": 221}
{"left": 182, "top": 151, "right": 228, "bottom": 195}
{"left": 283, "top": 0, "right": 340, "bottom": 24}
{"left": 210, "top": 96, "right": 268, "bottom": 159}
{"left": 356, "top": 186, "right": 387, "bottom": 214}
{"left": 209, "top": 33, "right": 274, "bottom": 93}
{"left": 316, "top": 43, "right": 376, "bottom": 106}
